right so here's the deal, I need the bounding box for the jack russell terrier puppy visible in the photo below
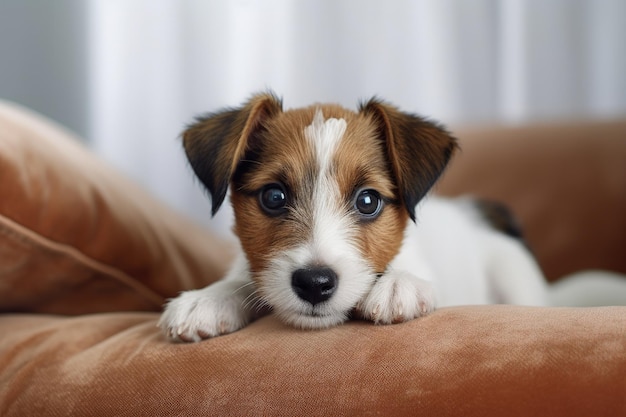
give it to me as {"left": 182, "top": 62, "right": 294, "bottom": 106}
{"left": 159, "top": 92, "right": 548, "bottom": 342}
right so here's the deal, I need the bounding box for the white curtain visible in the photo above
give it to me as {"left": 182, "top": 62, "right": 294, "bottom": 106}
{"left": 85, "top": 0, "right": 626, "bottom": 236}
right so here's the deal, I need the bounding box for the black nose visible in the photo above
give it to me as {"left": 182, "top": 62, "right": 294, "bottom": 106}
{"left": 291, "top": 267, "right": 338, "bottom": 306}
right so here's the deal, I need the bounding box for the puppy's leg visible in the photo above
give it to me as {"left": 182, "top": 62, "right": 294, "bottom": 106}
{"left": 356, "top": 269, "right": 436, "bottom": 324}
{"left": 158, "top": 254, "right": 264, "bottom": 342}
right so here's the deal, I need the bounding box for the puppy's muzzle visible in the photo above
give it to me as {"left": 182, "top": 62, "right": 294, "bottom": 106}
{"left": 291, "top": 266, "right": 338, "bottom": 306}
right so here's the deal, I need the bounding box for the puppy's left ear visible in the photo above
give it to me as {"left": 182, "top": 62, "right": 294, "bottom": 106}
{"left": 359, "top": 99, "right": 458, "bottom": 221}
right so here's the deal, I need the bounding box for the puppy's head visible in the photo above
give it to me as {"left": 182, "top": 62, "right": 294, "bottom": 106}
{"left": 183, "top": 92, "right": 457, "bottom": 328}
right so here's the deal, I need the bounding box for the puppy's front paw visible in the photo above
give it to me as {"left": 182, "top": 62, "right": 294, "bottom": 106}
{"left": 158, "top": 281, "right": 254, "bottom": 342}
{"left": 356, "top": 270, "right": 435, "bottom": 324}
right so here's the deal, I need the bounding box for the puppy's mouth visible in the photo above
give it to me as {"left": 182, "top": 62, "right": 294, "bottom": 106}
{"left": 273, "top": 304, "right": 349, "bottom": 329}
{"left": 285, "top": 303, "right": 338, "bottom": 319}
{"left": 305, "top": 311, "right": 332, "bottom": 318}
{"left": 300, "top": 305, "right": 338, "bottom": 318}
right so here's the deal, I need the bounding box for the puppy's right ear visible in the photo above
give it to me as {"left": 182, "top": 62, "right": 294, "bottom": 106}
{"left": 182, "top": 92, "right": 283, "bottom": 216}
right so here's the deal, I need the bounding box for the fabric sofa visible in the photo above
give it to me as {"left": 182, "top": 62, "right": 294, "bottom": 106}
{"left": 1, "top": 101, "right": 624, "bottom": 416}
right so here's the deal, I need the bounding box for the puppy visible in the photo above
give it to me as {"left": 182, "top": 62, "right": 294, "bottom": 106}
{"left": 159, "top": 92, "right": 547, "bottom": 342}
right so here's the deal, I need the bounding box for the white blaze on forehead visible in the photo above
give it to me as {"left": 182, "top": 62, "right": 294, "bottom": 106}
{"left": 304, "top": 108, "right": 347, "bottom": 173}
{"left": 302, "top": 108, "right": 353, "bottom": 265}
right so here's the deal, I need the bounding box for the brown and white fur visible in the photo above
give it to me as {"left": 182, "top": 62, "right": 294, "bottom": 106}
{"left": 159, "top": 92, "right": 547, "bottom": 342}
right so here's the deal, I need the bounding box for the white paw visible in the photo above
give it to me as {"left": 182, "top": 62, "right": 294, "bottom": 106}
{"left": 158, "top": 280, "right": 255, "bottom": 342}
{"left": 356, "top": 270, "right": 436, "bottom": 324}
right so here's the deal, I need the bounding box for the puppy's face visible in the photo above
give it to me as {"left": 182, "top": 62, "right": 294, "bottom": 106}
{"left": 183, "top": 93, "right": 456, "bottom": 328}
{"left": 230, "top": 107, "right": 408, "bottom": 328}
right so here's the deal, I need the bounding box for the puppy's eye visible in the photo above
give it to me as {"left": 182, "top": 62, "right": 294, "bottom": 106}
{"left": 354, "top": 189, "right": 383, "bottom": 219}
{"left": 259, "top": 184, "right": 288, "bottom": 215}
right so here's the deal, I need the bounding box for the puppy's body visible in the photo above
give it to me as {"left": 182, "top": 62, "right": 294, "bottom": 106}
{"left": 159, "top": 93, "right": 547, "bottom": 342}
{"left": 396, "top": 197, "right": 547, "bottom": 307}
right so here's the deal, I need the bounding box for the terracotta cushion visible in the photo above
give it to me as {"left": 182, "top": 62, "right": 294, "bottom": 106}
{"left": 0, "top": 101, "right": 233, "bottom": 315}
{"left": 438, "top": 119, "right": 626, "bottom": 281}
{"left": 1, "top": 306, "right": 624, "bottom": 417}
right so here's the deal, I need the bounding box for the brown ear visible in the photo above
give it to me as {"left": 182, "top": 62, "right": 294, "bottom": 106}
{"left": 359, "top": 98, "right": 458, "bottom": 221}
{"left": 182, "top": 92, "right": 283, "bottom": 215}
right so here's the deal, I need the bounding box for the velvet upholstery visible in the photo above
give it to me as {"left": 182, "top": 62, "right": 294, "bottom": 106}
{"left": 0, "top": 101, "right": 625, "bottom": 416}
{"left": 0, "top": 101, "right": 232, "bottom": 316}
{"left": 1, "top": 306, "right": 624, "bottom": 417}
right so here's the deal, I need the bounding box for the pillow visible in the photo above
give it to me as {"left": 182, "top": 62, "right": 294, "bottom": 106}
{"left": 0, "top": 101, "right": 233, "bottom": 315}
{"left": 1, "top": 306, "right": 625, "bottom": 416}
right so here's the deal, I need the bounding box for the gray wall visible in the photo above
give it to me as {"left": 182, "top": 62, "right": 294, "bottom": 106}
{"left": 0, "top": 1, "right": 89, "bottom": 138}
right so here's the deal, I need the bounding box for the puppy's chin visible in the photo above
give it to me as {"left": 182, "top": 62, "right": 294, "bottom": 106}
{"left": 274, "top": 306, "right": 349, "bottom": 330}
{"left": 261, "top": 287, "right": 363, "bottom": 330}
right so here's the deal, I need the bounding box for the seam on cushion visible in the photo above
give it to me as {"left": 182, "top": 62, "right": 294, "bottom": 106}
{"left": 0, "top": 214, "right": 164, "bottom": 308}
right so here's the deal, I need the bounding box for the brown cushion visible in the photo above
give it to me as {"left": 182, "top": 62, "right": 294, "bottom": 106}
{"left": 0, "top": 101, "right": 233, "bottom": 315}
{"left": 438, "top": 119, "right": 626, "bottom": 281}
{"left": 1, "top": 306, "right": 624, "bottom": 416}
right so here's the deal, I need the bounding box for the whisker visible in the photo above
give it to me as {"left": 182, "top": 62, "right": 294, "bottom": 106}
{"left": 243, "top": 290, "right": 270, "bottom": 314}
{"left": 242, "top": 290, "right": 257, "bottom": 308}
{"left": 232, "top": 281, "right": 256, "bottom": 295}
